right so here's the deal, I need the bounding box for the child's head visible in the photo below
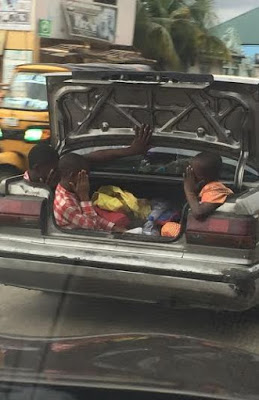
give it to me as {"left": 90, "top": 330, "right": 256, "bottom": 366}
{"left": 28, "top": 143, "right": 59, "bottom": 186}
{"left": 191, "top": 152, "right": 222, "bottom": 183}
{"left": 59, "top": 153, "right": 89, "bottom": 189}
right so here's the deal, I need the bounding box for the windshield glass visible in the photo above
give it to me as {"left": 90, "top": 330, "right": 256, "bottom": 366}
{"left": 2, "top": 72, "right": 48, "bottom": 111}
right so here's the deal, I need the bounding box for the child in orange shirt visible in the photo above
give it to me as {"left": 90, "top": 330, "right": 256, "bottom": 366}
{"left": 162, "top": 152, "right": 233, "bottom": 237}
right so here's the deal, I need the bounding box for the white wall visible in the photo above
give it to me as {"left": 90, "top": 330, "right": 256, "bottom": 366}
{"left": 35, "top": 0, "right": 70, "bottom": 40}
{"left": 115, "top": 0, "right": 137, "bottom": 46}
{"left": 35, "top": 0, "right": 137, "bottom": 46}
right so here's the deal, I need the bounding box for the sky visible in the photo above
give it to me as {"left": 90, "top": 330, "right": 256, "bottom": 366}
{"left": 214, "top": 0, "right": 259, "bottom": 22}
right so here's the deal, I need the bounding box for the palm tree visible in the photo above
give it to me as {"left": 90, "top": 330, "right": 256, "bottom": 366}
{"left": 134, "top": 0, "right": 230, "bottom": 70}
{"left": 188, "top": 0, "right": 230, "bottom": 64}
{"left": 134, "top": 0, "right": 181, "bottom": 70}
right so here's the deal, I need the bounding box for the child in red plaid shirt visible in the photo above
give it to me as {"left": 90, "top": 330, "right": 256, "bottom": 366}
{"left": 54, "top": 125, "right": 152, "bottom": 233}
{"left": 54, "top": 153, "right": 124, "bottom": 233}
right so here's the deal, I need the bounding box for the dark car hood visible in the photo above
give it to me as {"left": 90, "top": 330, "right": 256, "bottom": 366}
{"left": 47, "top": 71, "right": 259, "bottom": 170}
{"left": 0, "top": 333, "right": 258, "bottom": 400}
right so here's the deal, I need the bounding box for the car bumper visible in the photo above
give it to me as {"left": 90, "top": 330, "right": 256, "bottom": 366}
{"left": 0, "top": 254, "right": 258, "bottom": 311}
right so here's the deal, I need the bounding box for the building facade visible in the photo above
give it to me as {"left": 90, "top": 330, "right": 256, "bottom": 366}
{"left": 211, "top": 7, "right": 259, "bottom": 76}
{"left": 0, "top": 0, "right": 137, "bottom": 82}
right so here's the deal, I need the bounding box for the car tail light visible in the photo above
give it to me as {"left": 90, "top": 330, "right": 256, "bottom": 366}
{"left": 186, "top": 214, "right": 257, "bottom": 249}
{"left": 0, "top": 196, "right": 47, "bottom": 229}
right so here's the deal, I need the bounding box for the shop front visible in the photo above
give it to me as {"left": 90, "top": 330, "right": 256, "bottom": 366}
{"left": 0, "top": 0, "right": 138, "bottom": 83}
{"left": 0, "top": 0, "right": 37, "bottom": 83}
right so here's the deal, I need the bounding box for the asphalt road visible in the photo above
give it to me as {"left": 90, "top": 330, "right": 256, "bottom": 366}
{"left": 0, "top": 285, "right": 259, "bottom": 353}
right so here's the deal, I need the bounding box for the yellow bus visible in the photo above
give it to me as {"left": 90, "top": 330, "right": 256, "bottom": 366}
{"left": 0, "top": 64, "right": 70, "bottom": 180}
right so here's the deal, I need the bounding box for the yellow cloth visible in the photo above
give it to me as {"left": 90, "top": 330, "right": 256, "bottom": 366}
{"left": 92, "top": 185, "right": 151, "bottom": 219}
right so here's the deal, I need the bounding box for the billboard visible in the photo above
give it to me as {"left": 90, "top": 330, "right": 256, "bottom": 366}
{"left": 0, "top": 0, "right": 33, "bottom": 31}
{"left": 62, "top": 0, "right": 117, "bottom": 43}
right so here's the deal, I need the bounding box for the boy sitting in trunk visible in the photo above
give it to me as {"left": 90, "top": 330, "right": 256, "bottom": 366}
{"left": 54, "top": 153, "right": 124, "bottom": 232}
{"left": 7, "top": 143, "right": 59, "bottom": 197}
{"left": 162, "top": 152, "right": 233, "bottom": 237}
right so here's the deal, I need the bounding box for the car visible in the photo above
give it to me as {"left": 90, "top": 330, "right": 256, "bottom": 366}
{"left": 0, "top": 70, "right": 258, "bottom": 311}
{"left": 0, "top": 332, "right": 258, "bottom": 400}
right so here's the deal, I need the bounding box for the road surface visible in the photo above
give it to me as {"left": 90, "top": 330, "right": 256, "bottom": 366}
{"left": 0, "top": 285, "right": 258, "bottom": 353}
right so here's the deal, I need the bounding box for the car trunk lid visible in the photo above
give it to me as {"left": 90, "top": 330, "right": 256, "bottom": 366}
{"left": 47, "top": 71, "right": 259, "bottom": 184}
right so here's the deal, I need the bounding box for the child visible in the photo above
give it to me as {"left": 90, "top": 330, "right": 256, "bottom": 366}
{"left": 162, "top": 152, "right": 233, "bottom": 237}
{"left": 7, "top": 143, "right": 59, "bottom": 197}
{"left": 25, "top": 143, "right": 59, "bottom": 188}
{"left": 54, "top": 153, "right": 124, "bottom": 233}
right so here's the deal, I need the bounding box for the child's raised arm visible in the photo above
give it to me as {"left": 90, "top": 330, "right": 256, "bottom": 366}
{"left": 83, "top": 124, "right": 152, "bottom": 164}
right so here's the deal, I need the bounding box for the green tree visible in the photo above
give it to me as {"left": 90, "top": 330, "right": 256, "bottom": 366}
{"left": 134, "top": 0, "right": 181, "bottom": 70}
{"left": 134, "top": 0, "right": 230, "bottom": 70}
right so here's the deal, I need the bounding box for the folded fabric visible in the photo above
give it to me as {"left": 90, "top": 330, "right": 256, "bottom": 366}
{"left": 92, "top": 185, "right": 151, "bottom": 220}
{"left": 94, "top": 206, "right": 130, "bottom": 229}
{"left": 161, "top": 222, "right": 181, "bottom": 238}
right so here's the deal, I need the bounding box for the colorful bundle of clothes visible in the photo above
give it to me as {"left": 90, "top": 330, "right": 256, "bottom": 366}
{"left": 92, "top": 186, "right": 181, "bottom": 237}
{"left": 92, "top": 185, "right": 151, "bottom": 229}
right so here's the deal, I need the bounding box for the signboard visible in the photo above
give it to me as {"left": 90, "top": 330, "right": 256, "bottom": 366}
{"left": 0, "top": 0, "right": 33, "bottom": 31}
{"left": 38, "top": 19, "right": 52, "bottom": 38}
{"left": 63, "top": 0, "right": 117, "bottom": 43}
{"left": 2, "top": 49, "right": 33, "bottom": 83}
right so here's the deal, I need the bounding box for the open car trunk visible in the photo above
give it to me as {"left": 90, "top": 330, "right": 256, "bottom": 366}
{"left": 48, "top": 165, "right": 254, "bottom": 251}
{"left": 46, "top": 71, "right": 259, "bottom": 250}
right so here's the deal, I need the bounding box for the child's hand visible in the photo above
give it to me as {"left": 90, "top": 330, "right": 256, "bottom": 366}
{"left": 70, "top": 170, "right": 90, "bottom": 202}
{"left": 184, "top": 165, "right": 197, "bottom": 195}
{"left": 129, "top": 124, "right": 153, "bottom": 155}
